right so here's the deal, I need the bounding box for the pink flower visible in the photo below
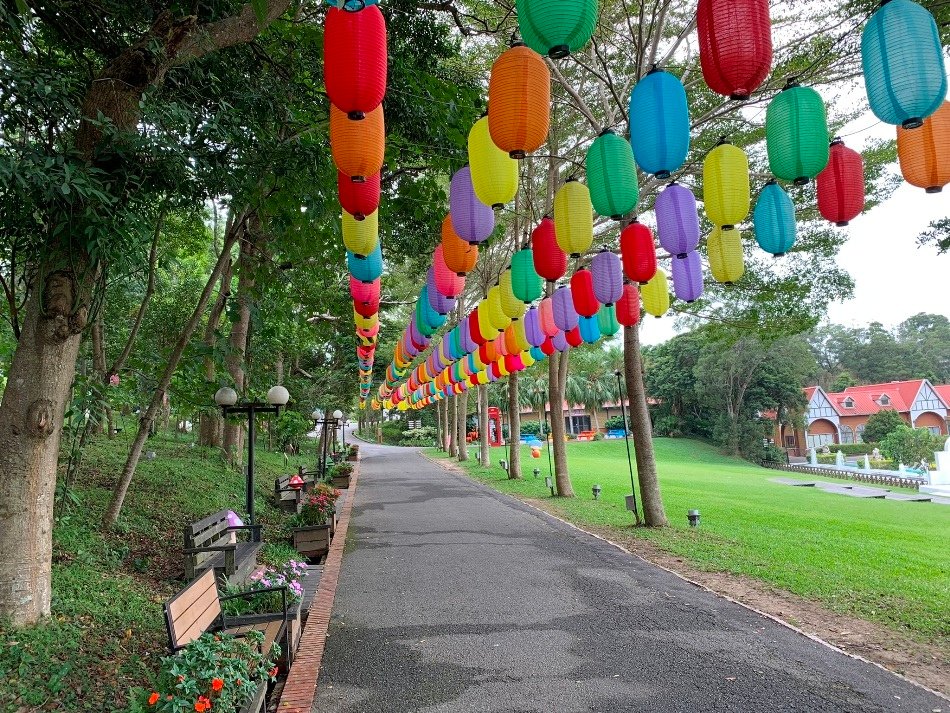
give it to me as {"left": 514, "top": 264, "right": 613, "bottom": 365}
{"left": 109, "top": 374, "right": 120, "bottom": 386}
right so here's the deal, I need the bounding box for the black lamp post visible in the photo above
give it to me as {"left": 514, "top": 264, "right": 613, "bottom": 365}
{"left": 215, "top": 385, "right": 289, "bottom": 538}
{"left": 311, "top": 409, "right": 341, "bottom": 478}
{"left": 614, "top": 370, "right": 642, "bottom": 525}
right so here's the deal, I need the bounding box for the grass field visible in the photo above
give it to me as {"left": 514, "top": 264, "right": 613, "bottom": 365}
{"left": 427, "top": 438, "right": 950, "bottom": 644}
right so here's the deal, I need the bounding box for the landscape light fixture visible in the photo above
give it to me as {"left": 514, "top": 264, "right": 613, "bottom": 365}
{"left": 533, "top": 467, "right": 540, "bottom": 478}
{"left": 614, "top": 369, "right": 642, "bottom": 525}
{"left": 545, "top": 475, "right": 555, "bottom": 497}
{"left": 592, "top": 483, "right": 602, "bottom": 500}
{"left": 688, "top": 509, "right": 701, "bottom": 528}
{"left": 499, "top": 459, "right": 509, "bottom": 472}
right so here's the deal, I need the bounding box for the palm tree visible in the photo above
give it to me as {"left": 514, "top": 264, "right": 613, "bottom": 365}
{"left": 519, "top": 370, "right": 548, "bottom": 435}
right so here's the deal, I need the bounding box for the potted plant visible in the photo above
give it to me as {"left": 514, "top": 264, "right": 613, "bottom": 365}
{"left": 135, "top": 631, "right": 278, "bottom": 713}
{"left": 288, "top": 488, "right": 335, "bottom": 559}
{"left": 329, "top": 461, "right": 353, "bottom": 489}
{"left": 308, "top": 482, "right": 342, "bottom": 535}
{"left": 346, "top": 444, "right": 359, "bottom": 462}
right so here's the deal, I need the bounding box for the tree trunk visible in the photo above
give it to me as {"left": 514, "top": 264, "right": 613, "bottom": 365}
{"left": 456, "top": 391, "right": 469, "bottom": 462}
{"left": 90, "top": 313, "right": 107, "bottom": 434}
{"left": 102, "top": 223, "right": 241, "bottom": 529}
{"left": 549, "top": 351, "right": 574, "bottom": 496}
{"left": 508, "top": 371, "right": 522, "bottom": 479}
{"left": 623, "top": 324, "right": 668, "bottom": 527}
{"left": 447, "top": 396, "right": 457, "bottom": 457}
{"left": 198, "top": 256, "right": 232, "bottom": 448}
{"left": 478, "top": 384, "right": 490, "bottom": 466}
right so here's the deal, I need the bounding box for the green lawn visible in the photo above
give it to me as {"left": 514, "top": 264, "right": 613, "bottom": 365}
{"left": 427, "top": 438, "right": 950, "bottom": 645}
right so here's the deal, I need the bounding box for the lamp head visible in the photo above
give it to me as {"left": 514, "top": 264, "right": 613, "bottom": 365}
{"left": 266, "top": 385, "right": 290, "bottom": 406}
{"left": 214, "top": 386, "right": 238, "bottom": 407}
{"left": 333, "top": 409, "right": 344, "bottom": 419}
{"left": 311, "top": 409, "right": 321, "bottom": 420}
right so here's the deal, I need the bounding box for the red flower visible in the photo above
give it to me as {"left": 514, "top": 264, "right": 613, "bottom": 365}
{"left": 194, "top": 702, "right": 207, "bottom": 713}
{"left": 211, "top": 678, "right": 224, "bottom": 692}
{"left": 268, "top": 666, "right": 279, "bottom": 678}
{"left": 148, "top": 692, "right": 160, "bottom": 705}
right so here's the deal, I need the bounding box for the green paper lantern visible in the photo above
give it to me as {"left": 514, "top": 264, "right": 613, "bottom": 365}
{"left": 586, "top": 129, "right": 640, "bottom": 220}
{"left": 511, "top": 248, "right": 543, "bottom": 303}
{"left": 766, "top": 81, "right": 830, "bottom": 186}
{"left": 596, "top": 304, "right": 620, "bottom": 336}
{"left": 515, "top": 0, "right": 598, "bottom": 59}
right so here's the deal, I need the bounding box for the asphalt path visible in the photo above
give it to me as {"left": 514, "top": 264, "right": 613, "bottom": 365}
{"left": 313, "top": 439, "right": 946, "bottom": 712}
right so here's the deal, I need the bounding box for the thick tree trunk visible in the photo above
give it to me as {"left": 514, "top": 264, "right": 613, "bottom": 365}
{"left": 447, "top": 396, "right": 457, "bottom": 457}
{"left": 478, "top": 385, "right": 490, "bottom": 467}
{"left": 508, "top": 371, "right": 522, "bottom": 479}
{"left": 549, "top": 351, "right": 574, "bottom": 496}
{"left": 102, "top": 225, "right": 241, "bottom": 529}
{"left": 456, "top": 392, "right": 469, "bottom": 462}
{"left": 623, "top": 324, "right": 668, "bottom": 527}
{"left": 198, "top": 257, "right": 232, "bottom": 448}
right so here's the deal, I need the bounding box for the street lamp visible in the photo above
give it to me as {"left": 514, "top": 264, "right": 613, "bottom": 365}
{"left": 311, "top": 409, "right": 341, "bottom": 478}
{"left": 333, "top": 409, "right": 345, "bottom": 451}
{"left": 614, "top": 370, "right": 642, "bottom": 525}
{"left": 215, "top": 384, "right": 289, "bottom": 537}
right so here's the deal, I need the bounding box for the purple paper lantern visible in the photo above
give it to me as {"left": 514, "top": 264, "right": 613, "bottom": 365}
{"left": 552, "top": 330, "right": 569, "bottom": 352}
{"left": 461, "top": 320, "right": 478, "bottom": 353}
{"left": 655, "top": 182, "right": 700, "bottom": 258}
{"left": 590, "top": 250, "right": 623, "bottom": 305}
{"left": 450, "top": 166, "right": 495, "bottom": 244}
{"left": 671, "top": 251, "right": 704, "bottom": 303}
{"left": 524, "top": 306, "right": 546, "bottom": 347}
{"left": 408, "top": 318, "right": 425, "bottom": 351}
{"left": 426, "top": 268, "right": 457, "bottom": 315}
{"left": 552, "top": 286, "right": 579, "bottom": 331}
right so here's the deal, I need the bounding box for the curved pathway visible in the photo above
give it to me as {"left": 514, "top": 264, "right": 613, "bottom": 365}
{"left": 314, "top": 440, "right": 945, "bottom": 712}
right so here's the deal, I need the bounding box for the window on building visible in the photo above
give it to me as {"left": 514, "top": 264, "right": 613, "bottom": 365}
{"left": 879, "top": 395, "right": 890, "bottom": 406}
{"left": 564, "top": 415, "right": 591, "bottom": 434}
{"left": 856, "top": 424, "right": 866, "bottom": 443}
{"left": 784, "top": 435, "right": 796, "bottom": 448}
{"left": 806, "top": 432, "right": 836, "bottom": 448}
{"left": 843, "top": 397, "right": 854, "bottom": 409}
{"left": 927, "top": 426, "right": 942, "bottom": 436}
{"left": 840, "top": 425, "right": 854, "bottom": 444}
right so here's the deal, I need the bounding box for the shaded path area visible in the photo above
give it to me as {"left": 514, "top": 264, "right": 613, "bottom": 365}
{"left": 314, "top": 442, "right": 945, "bottom": 712}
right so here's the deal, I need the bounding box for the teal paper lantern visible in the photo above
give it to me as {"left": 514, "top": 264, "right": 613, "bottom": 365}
{"left": 596, "top": 304, "right": 620, "bottom": 336}
{"left": 753, "top": 180, "right": 796, "bottom": 256}
{"left": 862, "top": 0, "right": 947, "bottom": 129}
{"left": 765, "top": 80, "right": 829, "bottom": 185}
{"left": 579, "top": 315, "right": 602, "bottom": 344}
{"left": 511, "top": 248, "right": 543, "bottom": 303}
{"left": 629, "top": 68, "right": 690, "bottom": 179}
{"left": 586, "top": 130, "right": 639, "bottom": 220}
{"left": 515, "top": 0, "right": 598, "bottom": 59}
{"left": 347, "top": 244, "right": 383, "bottom": 283}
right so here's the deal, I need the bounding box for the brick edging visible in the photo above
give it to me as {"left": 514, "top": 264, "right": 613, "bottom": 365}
{"left": 278, "top": 457, "right": 360, "bottom": 711}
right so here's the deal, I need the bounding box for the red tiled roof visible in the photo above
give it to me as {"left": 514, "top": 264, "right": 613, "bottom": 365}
{"left": 935, "top": 385, "right": 950, "bottom": 407}
{"left": 805, "top": 379, "right": 949, "bottom": 417}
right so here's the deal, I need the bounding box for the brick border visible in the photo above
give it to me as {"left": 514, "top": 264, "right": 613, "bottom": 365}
{"left": 278, "top": 457, "right": 360, "bottom": 712}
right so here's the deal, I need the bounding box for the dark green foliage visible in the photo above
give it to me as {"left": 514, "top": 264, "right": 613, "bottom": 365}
{"left": 400, "top": 426, "right": 438, "bottom": 446}
{"left": 520, "top": 420, "right": 543, "bottom": 436}
{"left": 880, "top": 426, "right": 944, "bottom": 466}
{"left": 863, "top": 409, "right": 908, "bottom": 444}
{"left": 273, "top": 411, "right": 312, "bottom": 452}
{"left": 603, "top": 416, "right": 625, "bottom": 431}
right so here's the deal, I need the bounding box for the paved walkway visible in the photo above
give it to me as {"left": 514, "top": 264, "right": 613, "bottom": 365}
{"left": 314, "top": 442, "right": 945, "bottom": 712}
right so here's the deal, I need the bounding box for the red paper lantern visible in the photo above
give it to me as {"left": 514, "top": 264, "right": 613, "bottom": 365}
{"left": 338, "top": 170, "right": 380, "bottom": 220}
{"left": 531, "top": 217, "right": 567, "bottom": 282}
{"left": 616, "top": 283, "right": 641, "bottom": 327}
{"left": 570, "top": 269, "right": 599, "bottom": 317}
{"left": 566, "top": 326, "right": 583, "bottom": 347}
{"left": 697, "top": 0, "right": 772, "bottom": 101}
{"left": 350, "top": 276, "right": 380, "bottom": 304}
{"left": 541, "top": 336, "right": 556, "bottom": 356}
{"left": 817, "top": 139, "right": 865, "bottom": 226}
{"left": 324, "top": 6, "right": 388, "bottom": 120}
{"left": 620, "top": 222, "right": 657, "bottom": 284}
{"left": 480, "top": 339, "right": 498, "bottom": 364}
{"left": 353, "top": 297, "right": 379, "bottom": 318}
{"left": 469, "top": 309, "right": 487, "bottom": 347}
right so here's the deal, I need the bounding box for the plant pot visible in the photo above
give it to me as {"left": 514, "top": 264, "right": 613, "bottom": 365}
{"left": 331, "top": 473, "right": 351, "bottom": 489}
{"left": 291, "top": 524, "right": 330, "bottom": 559}
{"left": 239, "top": 680, "right": 267, "bottom": 713}
{"left": 346, "top": 454, "right": 358, "bottom": 461}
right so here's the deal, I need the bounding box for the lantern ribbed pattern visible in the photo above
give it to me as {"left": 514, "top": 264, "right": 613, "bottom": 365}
{"left": 338, "top": 170, "right": 380, "bottom": 220}
{"left": 861, "top": 0, "right": 947, "bottom": 129}
{"left": 552, "top": 331, "right": 569, "bottom": 352}
{"left": 350, "top": 276, "right": 380, "bottom": 305}
{"left": 552, "top": 286, "right": 579, "bottom": 331}
{"left": 641, "top": 271, "right": 670, "bottom": 317}
{"left": 442, "top": 216, "right": 479, "bottom": 275}
{"left": 539, "top": 297, "right": 559, "bottom": 337}
{"left": 487, "top": 286, "right": 510, "bottom": 331}
{"left": 330, "top": 104, "right": 385, "bottom": 181}
{"left": 703, "top": 142, "right": 750, "bottom": 228}
{"left": 620, "top": 222, "right": 657, "bottom": 284}
{"left": 697, "top": 0, "right": 772, "bottom": 100}
{"left": 342, "top": 209, "right": 379, "bottom": 257}
{"left": 324, "top": 5, "right": 387, "bottom": 119}
{"left": 629, "top": 68, "right": 691, "bottom": 178}
{"left": 450, "top": 166, "right": 495, "bottom": 243}
{"left": 353, "top": 296, "right": 379, "bottom": 318}
{"left": 494, "top": 333, "right": 509, "bottom": 358}
{"left": 570, "top": 269, "right": 599, "bottom": 317}
{"left": 566, "top": 326, "right": 583, "bottom": 348}
{"left": 532, "top": 217, "right": 567, "bottom": 281}
{"left": 590, "top": 250, "right": 623, "bottom": 305}
{"left": 524, "top": 307, "right": 546, "bottom": 346}
{"left": 488, "top": 45, "right": 551, "bottom": 159}
{"left": 426, "top": 270, "right": 456, "bottom": 315}
{"left": 353, "top": 308, "right": 379, "bottom": 331}
{"left": 817, "top": 139, "right": 866, "bottom": 224}
{"left": 504, "top": 325, "right": 520, "bottom": 355}
{"left": 500, "top": 270, "right": 527, "bottom": 319}
{"left": 541, "top": 336, "right": 556, "bottom": 356}
{"left": 579, "top": 315, "right": 601, "bottom": 344}
{"left": 469, "top": 310, "right": 487, "bottom": 346}
{"left": 479, "top": 303, "right": 497, "bottom": 342}
{"left": 586, "top": 130, "right": 639, "bottom": 219}
{"left": 433, "top": 244, "right": 466, "bottom": 297}
{"left": 347, "top": 244, "right": 383, "bottom": 283}
{"left": 597, "top": 304, "right": 620, "bottom": 336}
{"left": 655, "top": 183, "right": 700, "bottom": 257}
{"left": 324, "top": 0, "right": 379, "bottom": 9}
{"left": 554, "top": 179, "right": 594, "bottom": 256}
{"left": 515, "top": 0, "right": 597, "bottom": 58}
{"left": 897, "top": 101, "right": 950, "bottom": 193}
{"left": 707, "top": 226, "right": 745, "bottom": 284}
{"left": 753, "top": 180, "right": 796, "bottom": 256}
{"left": 468, "top": 117, "right": 519, "bottom": 208}
{"left": 671, "top": 252, "right": 704, "bottom": 303}
{"left": 511, "top": 248, "right": 543, "bottom": 303}
{"left": 766, "top": 83, "right": 829, "bottom": 185}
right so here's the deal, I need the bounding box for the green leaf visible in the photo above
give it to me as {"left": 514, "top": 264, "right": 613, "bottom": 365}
{"left": 251, "top": 0, "right": 269, "bottom": 25}
{"left": 14, "top": 0, "right": 28, "bottom": 15}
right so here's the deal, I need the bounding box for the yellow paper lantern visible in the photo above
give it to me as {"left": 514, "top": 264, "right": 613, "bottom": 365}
{"left": 511, "top": 320, "right": 532, "bottom": 352}
{"left": 641, "top": 271, "right": 670, "bottom": 317}
{"left": 499, "top": 269, "right": 527, "bottom": 320}
{"left": 478, "top": 299, "right": 499, "bottom": 337}
{"left": 477, "top": 370, "right": 491, "bottom": 385}
{"left": 353, "top": 309, "right": 378, "bottom": 330}
{"left": 487, "top": 286, "right": 511, "bottom": 331}
{"left": 495, "top": 357, "right": 510, "bottom": 377}
{"left": 707, "top": 226, "right": 746, "bottom": 284}
{"left": 703, "top": 141, "right": 750, "bottom": 228}
{"left": 554, "top": 178, "right": 594, "bottom": 256}
{"left": 520, "top": 349, "right": 536, "bottom": 368}
{"left": 341, "top": 209, "right": 379, "bottom": 258}
{"left": 468, "top": 116, "right": 519, "bottom": 208}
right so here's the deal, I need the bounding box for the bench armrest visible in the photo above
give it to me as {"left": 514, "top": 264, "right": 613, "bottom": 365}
{"left": 227, "top": 524, "right": 264, "bottom": 542}
{"left": 184, "top": 544, "right": 236, "bottom": 554}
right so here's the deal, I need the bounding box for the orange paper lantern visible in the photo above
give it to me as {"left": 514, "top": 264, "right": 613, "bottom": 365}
{"left": 897, "top": 100, "right": 950, "bottom": 194}
{"left": 441, "top": 215, "right": 479, "bottom": 275}
{"left": 488, "top": 44, "right": 551, "bottom": 158}
{"left": 330, "top": 104, "right": 385, "bottom": 182}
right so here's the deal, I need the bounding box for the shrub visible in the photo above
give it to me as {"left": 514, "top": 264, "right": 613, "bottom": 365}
{"left": 829, "top": 443, "right": 879, "bottom": 456}
{"left": 592, "top": 432, "right": 604, "bottom": 441}
{"left": 862, "top": 410, "right": 906, "bottom": 444}
{"left": 289, "top": 488, "right": 335, "bottom": 528}
{"left": 400, "top": 426, "right": 437, "bottom": 446}
{"left": 880, "top": 426, "right": 943, "bottom": 466}
{"left": 603, "top": 415, "right": 625, "bottom": 431}
{"left": 221, "top": 559, "right": 310, "bottom": 615}
{"left": 761, "top": 444, "right": 787, "bottom": 463}
{"left": 380, "top": 421, "right": 404, "bottom": 445}
{"left": 259, "top": 542, "right": 304, "bottom": 568}
{"left": 520, "top": 420, "right": 543, "bottom": 436}
{"left": 273, "top": 411, "right": 311, "bottom": 452}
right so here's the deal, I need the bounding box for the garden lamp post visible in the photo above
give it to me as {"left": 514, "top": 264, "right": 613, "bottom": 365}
{"left": 312, "top": 409, "right": 339, "bottom": 478}
{"left": 614, "top": 370, "right": 642, "bottom": 525}
{"left": 215, "top": 384, "right": 289, "bottom": 537}
{"left": 333, "top": 409, "right": 345, "bottom": 451}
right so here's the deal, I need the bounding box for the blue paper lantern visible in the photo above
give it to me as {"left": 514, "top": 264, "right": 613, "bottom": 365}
{"left": 861, "top": 0, "right": 947, "bottom": 129}
{"left": 530, "top": 345, "right": 546, "bottom": 362}
{"left": 629, "top": 67, "right": 690, "bottom": 178}
{"left": 324, "top": 0, "right": 380, "bottom": 10}
{"left": 753, "top": 180, "right": 797, "bottom": 256}
{"left": 347, "top": 244, "right": 383, "bottom": 283}
{"left": 579, "top": 315, "right": 601, "bottom": 344}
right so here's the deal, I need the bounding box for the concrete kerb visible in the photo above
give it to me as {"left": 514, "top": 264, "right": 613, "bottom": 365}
{"left": 419, "top": 450, "right": 950, "bottom": 705}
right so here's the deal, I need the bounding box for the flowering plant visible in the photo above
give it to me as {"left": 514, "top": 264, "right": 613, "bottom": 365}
{"left": 221, "top": 560, "right": 309, "bottom": 616}
{"left": 134, "top": 631, "right": 278, "bottom": 713}
{"left": 288, "top": 486, "right": 337, "bottom": 528}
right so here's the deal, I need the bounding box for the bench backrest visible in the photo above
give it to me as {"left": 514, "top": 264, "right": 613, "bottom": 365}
{"left": 184, "top": 510, "right": 231, "bottom": 569}
{"left": 164, "top": 569, "right": 221, "bottom": 650}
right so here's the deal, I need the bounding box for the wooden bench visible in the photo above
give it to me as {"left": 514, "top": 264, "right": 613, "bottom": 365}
{"left": 274, "top": 470, "right": 314, "bottom": 513}
{"left": 183, "top": 510, "right": 263, "bottom": 585}
{"left": 164, "top": 569, "right": 292, "bottom": 667}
